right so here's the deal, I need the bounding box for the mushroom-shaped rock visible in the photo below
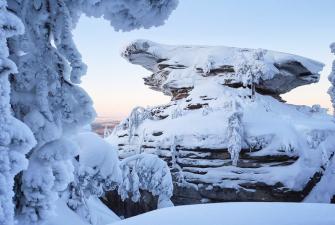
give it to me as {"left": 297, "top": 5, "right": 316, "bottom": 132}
{"left": 122, "top": 40, "right": 323, "bottom": 97}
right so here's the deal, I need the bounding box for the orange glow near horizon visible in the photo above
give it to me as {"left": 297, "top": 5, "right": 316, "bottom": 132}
{"left": 89, "top": 73, "right": 333, "bottom": 121}
{"left": 85, "top": 59, "right": 334, "bottom": 121}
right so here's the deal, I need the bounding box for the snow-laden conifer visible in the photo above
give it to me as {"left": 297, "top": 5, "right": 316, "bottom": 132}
{"left": 4, "top": 0, "right": 178, "bottom": 223}
{"left": 0, "top": 2, "right": 35, "bottom": 224}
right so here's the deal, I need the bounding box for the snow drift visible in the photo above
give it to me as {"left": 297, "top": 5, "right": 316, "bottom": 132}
{"left": 111, "top": 202, "right": 335, "bottom": 225}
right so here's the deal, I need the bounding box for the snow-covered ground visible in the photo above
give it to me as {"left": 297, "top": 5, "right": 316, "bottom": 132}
{"left": 111, "top": 202, "right": 335, "bottom": 225}
{"left": 43, "top": 198, "right": 120, "bottom": 225}
{"left": 37, "top": 200, "right": 335, "bottom": 225}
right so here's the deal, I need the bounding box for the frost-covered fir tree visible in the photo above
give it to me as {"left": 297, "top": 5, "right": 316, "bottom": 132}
{"left": 235, "top": 49, "right": 266, "bottom": 100}
{"left": 328, "top": 43, "right": 335, "bottom": 114}
{"left": 68, "top": 132, "right": 173, "bottom": 223}
{"left": 227, "top": 101, "right": 244, "bottom": 166}
{"left": 0, "top": 1, "right": 36, "bottom": 225}
{"left": 7, "top": 1, "right": 95, "bottom": 222}
{"left": 169, "top": 136, "right": 184, "bottom": 184}
{"left": 68, "top": 132, "right": 121, "bottom": 223}
{"left": 118, "top": 153, "right": 173, "bottom": 209}
{"left": 128, "top": 107, "right": 151, "bottom": 142}
{"left": 103, "top": 125, "right": 112, "bottom": 138}
{"left": 3, "top": 0, "right": 178, "bottom": 223}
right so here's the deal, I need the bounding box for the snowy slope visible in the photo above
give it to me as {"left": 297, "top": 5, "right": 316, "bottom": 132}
{"left": 42, "top": 198, "right": 120, "bottom": 225}
{"left": 111, "top": 202, "right": 335, "bottom": 225}
{"left": 43, "top": 199, "right": 89, "bottom": 225}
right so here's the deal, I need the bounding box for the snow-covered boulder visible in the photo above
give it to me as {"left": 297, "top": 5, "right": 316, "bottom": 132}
{"left": 107, "top": 40, "right": 335, "bottom": 212}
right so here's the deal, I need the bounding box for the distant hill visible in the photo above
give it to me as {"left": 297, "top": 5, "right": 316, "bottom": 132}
{"left": 91, "top": 118, "right": 120, "bottom": 137}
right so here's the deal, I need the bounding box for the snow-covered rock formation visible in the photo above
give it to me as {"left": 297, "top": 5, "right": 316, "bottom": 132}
{"left": 108, "top": 40, "right": 335, "bottom": 206}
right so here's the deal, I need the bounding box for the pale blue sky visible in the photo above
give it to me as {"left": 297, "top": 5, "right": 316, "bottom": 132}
{"left": 73, "top": 0, "right": 335, "bottom": 120}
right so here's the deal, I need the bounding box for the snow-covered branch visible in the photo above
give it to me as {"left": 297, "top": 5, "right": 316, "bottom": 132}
{"left": 0, "top": 2, "right": 36, "bottom": 225}
{"left": 119, "top": 153, "right": 173, "bottom": 209}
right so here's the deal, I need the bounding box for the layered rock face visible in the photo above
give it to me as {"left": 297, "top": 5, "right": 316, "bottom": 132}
{"left": 108, "top": 40, "right": 335, "bottom": 210}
